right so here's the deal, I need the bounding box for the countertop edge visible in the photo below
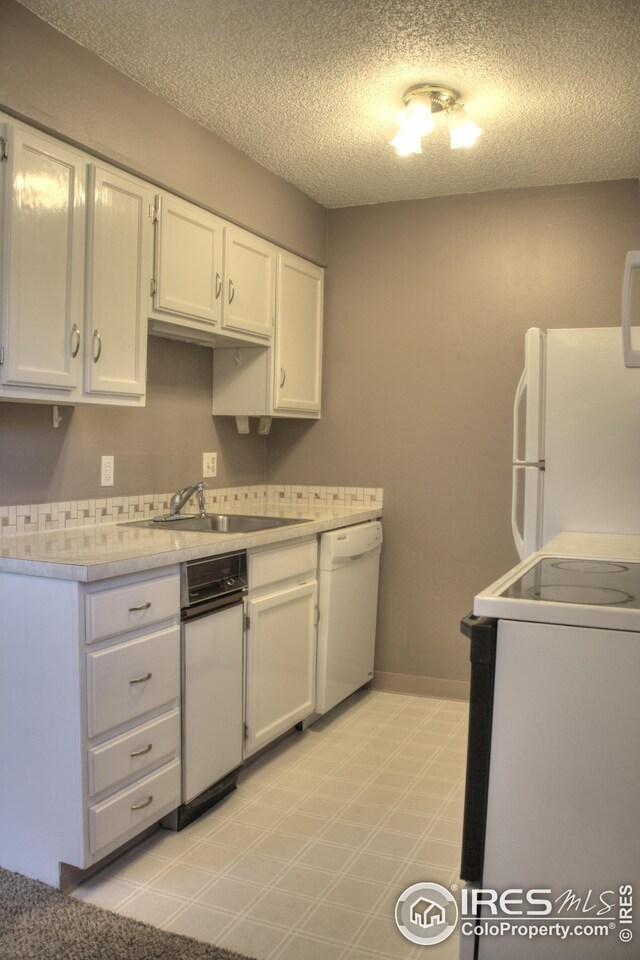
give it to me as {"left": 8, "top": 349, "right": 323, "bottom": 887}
{"left": 0, "top": 508, "right": 383, "bottom": 582}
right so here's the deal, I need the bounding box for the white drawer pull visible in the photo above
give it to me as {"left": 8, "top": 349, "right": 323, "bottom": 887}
{"left": 129, "top": 602, "right": 152, "bottom": 612}
{"left": 129, "top": 672, "right": 152, "bottom": 684}
{"left": 130, "top": 743, "right": 153, "bottom": 758}
{"left": 130, "top": 795, "right": 153, "bottom": 811}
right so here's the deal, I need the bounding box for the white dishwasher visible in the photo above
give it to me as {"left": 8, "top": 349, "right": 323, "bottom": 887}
{"left": 315, "top": 521, "right": 383, "bottom": 714}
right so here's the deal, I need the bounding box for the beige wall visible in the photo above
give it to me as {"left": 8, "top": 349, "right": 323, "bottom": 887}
{"left": 0, "top": 0, "right": 327, "bottom": 264}
{"left": 267, "top": 180, "right": 640, "bottom": 690}
{"left": 0, "top": 338, "right": 267, "bottom": 504}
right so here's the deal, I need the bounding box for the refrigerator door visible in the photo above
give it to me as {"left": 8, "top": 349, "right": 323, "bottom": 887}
{"left": 511, "top": 327, "right": 545, "bottom": 559}
{"left": 622, "top": 250, "right": 640, "bottom": 367}
{"left": 541, "top": 327, "right": 640, "bottom": 545}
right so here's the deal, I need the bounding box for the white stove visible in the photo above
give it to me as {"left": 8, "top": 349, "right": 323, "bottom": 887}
{"left": 474, "top": 535, "right": 640, "bottom": 631}
{"left": 459, "top": 532, "right": 640, "bottom": 959}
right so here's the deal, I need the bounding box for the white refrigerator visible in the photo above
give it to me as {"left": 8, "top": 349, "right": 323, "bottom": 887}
{"left": 512, "top": 325, "right": 640, "bottom": 559}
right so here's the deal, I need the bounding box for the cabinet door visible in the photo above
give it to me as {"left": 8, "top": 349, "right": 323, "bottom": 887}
{"left": 154, "top": 194, "right": 224, "bottom": 325}
{"left": 223, "top": 226, "right": 275, "bottom": 340}
{"left": 244, "top": 580, "right": 317, "bottom": 756}
{"left": 85, "top": 166, "right": 154, "bottom": 399}
{"left": 273, "top": 252, "right": 323, "bottom": 415}
{"left": 0, "top": 124, "right": 84, "bottom": 392}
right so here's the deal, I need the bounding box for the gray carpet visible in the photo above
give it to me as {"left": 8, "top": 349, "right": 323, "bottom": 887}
{"left": 0, "top": 868, "right": 256, "bottom": 960}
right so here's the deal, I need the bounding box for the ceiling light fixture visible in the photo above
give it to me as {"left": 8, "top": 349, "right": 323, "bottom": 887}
{"left": 390, "top": 84, "right": 483, "bottom": 155}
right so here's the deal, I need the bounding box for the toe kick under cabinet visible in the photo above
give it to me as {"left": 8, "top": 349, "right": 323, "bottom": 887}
{"left": 0, "top": 566, "right": 181, "bottom": 887}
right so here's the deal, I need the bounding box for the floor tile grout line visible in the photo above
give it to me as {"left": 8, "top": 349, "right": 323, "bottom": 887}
{"left": 263, "top": 699, "right": 468, "bottom": 960}
{"left": 316, "top": 710, "right": 469, "bottom": 960}
{"left": 76, "top": 692, "right": 468, "bottom": 959}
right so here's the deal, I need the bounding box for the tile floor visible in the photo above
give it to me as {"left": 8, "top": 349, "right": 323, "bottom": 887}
{"left": 74, "top": 691, "right": 469, "bottom": 960}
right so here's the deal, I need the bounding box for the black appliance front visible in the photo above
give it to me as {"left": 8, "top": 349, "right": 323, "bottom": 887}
{"left": 459, "top": 614, "right": 497, "bottom": 883}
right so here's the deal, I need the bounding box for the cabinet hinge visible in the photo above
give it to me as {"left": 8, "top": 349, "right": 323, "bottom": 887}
{"left": 0, "top": 346, "right": 4, "bottom": 364}
{"left": 244, "top": 614, "right": 251, "bottom": 631}
{"left": 0, "top": 137, "right": 8, "bottom": 162}
{"left": 149, "top": 203, "right": 159, "bottom": 223}
{"left": 150, "top": 278, "right": 157, "bottom": 297}
{"left": 243, "top": 723, "right": 248, "bottom": 741}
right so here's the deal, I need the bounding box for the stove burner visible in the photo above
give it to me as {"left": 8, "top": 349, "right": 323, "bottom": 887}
{"left": 526, "top": 584, "right": 635, "bottom": 606}
{"left": 551, "top": 560, "right": 629, "bottom": 575}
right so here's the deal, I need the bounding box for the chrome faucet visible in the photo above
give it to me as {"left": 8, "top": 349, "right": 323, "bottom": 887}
{"left": 169, "top": 481, "right": 206, "bottom": 517}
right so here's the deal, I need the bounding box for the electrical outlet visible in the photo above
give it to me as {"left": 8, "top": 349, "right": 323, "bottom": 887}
{"left": 203, "top": 452, "right": 217, "bottom": 478}
{"left": 101, "top": 455, "right": 114, "bottom": 487}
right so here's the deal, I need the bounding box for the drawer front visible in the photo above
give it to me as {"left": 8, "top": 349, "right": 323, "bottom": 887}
{"left": 86, "top": 574, "right": 180, "bottom": 643}
{"left": 88, "top": 707, "right": 180, "bottom": 797}
{"left": 249, "top": 537, "right": 317, "bottom": 591}
{"left": 86, "top": 626, "right": 180, "bottom": 738}
{"left": 89, "top": 758, "right": 180, "bottom": 854}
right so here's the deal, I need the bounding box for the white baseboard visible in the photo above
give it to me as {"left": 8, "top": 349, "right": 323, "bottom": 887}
{"left": 372, "top": 670, "right": 470, "bottom": 702}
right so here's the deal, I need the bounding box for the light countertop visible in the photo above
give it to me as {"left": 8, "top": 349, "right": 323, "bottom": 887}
{"left": 0, "top": 503, "right": 382, "bottom": 582}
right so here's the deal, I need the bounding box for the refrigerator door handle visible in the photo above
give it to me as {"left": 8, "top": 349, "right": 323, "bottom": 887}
{"left": 622, "top": 251, "right": 640, "bottom": 367}
{"left": 512, "top": 367, "right": 527, "bottom": 464}
{"left": 511, "top": 464, "right": 525, "bottom": 560}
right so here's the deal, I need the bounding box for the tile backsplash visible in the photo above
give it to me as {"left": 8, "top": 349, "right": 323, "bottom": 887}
{"left": 0, "top": 485, "right": 383, "bottom": 537}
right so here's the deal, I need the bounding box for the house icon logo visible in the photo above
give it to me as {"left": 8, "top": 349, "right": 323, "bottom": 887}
{"left": 395, "top": 882, "right": 459, "bottom": 946}
{"left": 410, "top": 896, "right": 446, "bottom": 929}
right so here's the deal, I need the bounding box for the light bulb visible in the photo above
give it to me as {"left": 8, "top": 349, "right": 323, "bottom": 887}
{"left": 447, "top": 105, "right": 483, "bottom": 149}
{"left": 390, "top": 93, "right": 434, "bottom": 156}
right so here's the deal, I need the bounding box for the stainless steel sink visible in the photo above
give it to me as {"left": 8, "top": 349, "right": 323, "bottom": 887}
{"left": 122, "top": 513, "right": 309, "bottom": 533}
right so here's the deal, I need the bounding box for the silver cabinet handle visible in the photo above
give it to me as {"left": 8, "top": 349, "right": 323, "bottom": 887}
{"left": 129, "top": 672, "right": 152, "bottom": 684}
{"left": 280, "top": 367, "right": 286, "bottom": 388}
{"left": 130, "top": 743, "right": 153, "bottom": 758}
{"left": 70, "top": 324, "right": 81, "bottom": 358}
{"left": 92, "top": 329, "right": 102, "bottom": 363}
{"left": 228, "top": 278, "right": 235, "bottom": 304}
{"left": 131, "top": 795, "right": 153, "bottom": 811}
{"left": 215, "top": 272, "right": 222, "bottom": 299}
{"left": 129, "top": 602, "right": 151, "bottom": 612}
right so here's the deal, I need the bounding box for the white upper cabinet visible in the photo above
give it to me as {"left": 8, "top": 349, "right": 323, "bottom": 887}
{"left": 211, "top": 250, "right": 323, "bottom": 422}
{"left": 84, "top": 166, "right": 154, "bottom": 401}
{"left": 222, "top": 226, "right": 276, "bottom": 340}
{"left": 0, "top": 123, "right": 85, "bottom": 396}
{"left": 152, "top": 194, "right": 224, "bottom": 327}
{"left": 273, "top": 251, "right": 323, "bottom": 415}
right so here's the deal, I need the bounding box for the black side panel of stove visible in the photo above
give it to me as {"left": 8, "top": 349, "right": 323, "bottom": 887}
{"left": 459, "top": 614, "right": 498, "bottom": 883}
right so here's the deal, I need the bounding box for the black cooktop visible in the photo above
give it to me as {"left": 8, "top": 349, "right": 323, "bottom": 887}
{"left": 500, "top": 558, "right": 640, "bottom": 608}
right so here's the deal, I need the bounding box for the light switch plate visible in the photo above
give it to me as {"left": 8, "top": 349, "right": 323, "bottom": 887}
{"left": 203, "top": 452, "right": 217, "bottom": 478}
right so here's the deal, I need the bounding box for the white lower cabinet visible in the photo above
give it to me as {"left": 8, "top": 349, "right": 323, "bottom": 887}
{"left": 83, "top": 571, "right": 181, "bottom": 862}
{"left": 244, "top": 538, "right": 318, "bottom": 757}
{"left": 0, "top": 565, "right": 181, "bottom": 887}
{"left": 89, "top": 758, "right": 181, "bottom": 854}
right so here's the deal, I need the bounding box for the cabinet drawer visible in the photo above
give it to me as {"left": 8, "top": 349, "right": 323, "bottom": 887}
{"left": 86, "top": 574, "right": 180, "bottom": 643}
{"left": 89, "top": 758, "right": 180, "bottom": 854}
{"left": 88, "top": 708, "right": 180, "bottom": 797}
{"left": 86, "top": 626, "right": 180, "bottom": 738}
{"left": 249, "top": 537, "right": 317, "bottom": 591}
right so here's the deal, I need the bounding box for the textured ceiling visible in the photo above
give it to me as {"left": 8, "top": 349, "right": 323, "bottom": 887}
{"left": 16, "top": 0, "right": 640, "bottom": 208}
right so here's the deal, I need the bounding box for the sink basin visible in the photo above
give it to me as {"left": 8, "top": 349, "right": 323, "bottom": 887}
{"left": 122, "top": 513, "right": 309, "bottom": 534}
